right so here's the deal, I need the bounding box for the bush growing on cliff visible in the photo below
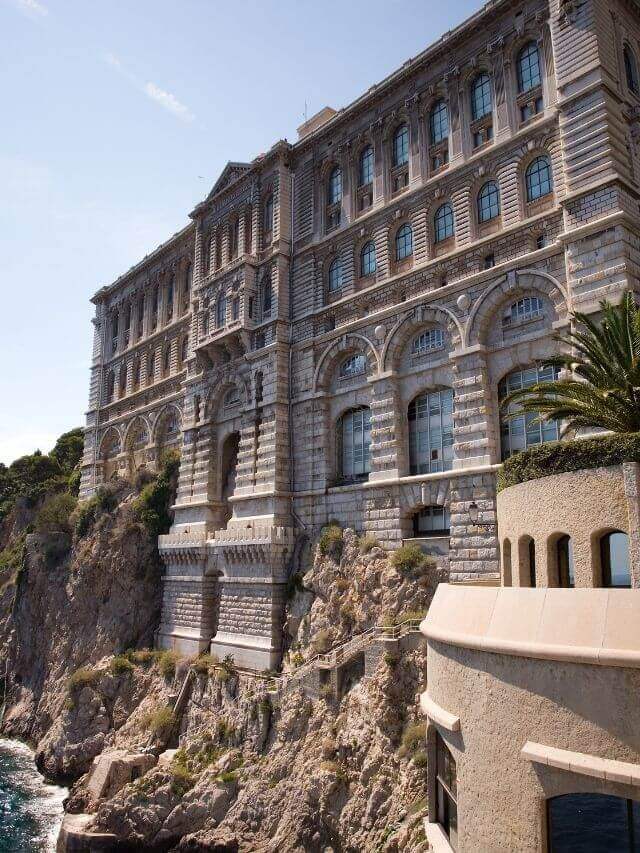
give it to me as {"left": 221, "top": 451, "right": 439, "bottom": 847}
{"left": 110, "top": 655, "right": 134, "bottom": 676}
{"left": 359, "top": 533, "right": 380, "bottom": 554}
{"left": 35, "top": 493, "right": 77, "bottom": 536}
{"left": 142, "top": 705, "right": 175, "bottom": 740}
{"left": 157, "top": 650, "right": 180, "bottom": 679}
{"left": 134, "top": 451, "right": 180, "bottom": 536}
{"left": 74, "top": 485, "right": 119, "bottom": 538}
{"left": 391, "top": 544, "right": 430, "bottom": 575}
{"left": 318, "top": 524, "right": 343, "bottom": 561}
{"left": 398, "top": 722, "right": 427, "bottom": 759}
{"left": 0, "top": 533, "right": 27, "bottom": 588}
{"left": 67, "top": 666, "right": 100, "bottom": 695}
{"left": 191, "top": 653, "right": 217, "bottom": 675}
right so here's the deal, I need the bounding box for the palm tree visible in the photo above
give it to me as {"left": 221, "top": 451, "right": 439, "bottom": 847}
{"left": 500, "top": 292, "right": 640, "bottom": 435}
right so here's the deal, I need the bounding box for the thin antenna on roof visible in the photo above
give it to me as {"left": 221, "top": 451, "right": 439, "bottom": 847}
{"left": 303, "top": 101, "right": 308, "bottom": 123}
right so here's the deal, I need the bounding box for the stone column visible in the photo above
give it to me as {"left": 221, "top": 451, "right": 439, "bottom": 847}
{"left": 451, "top": 349, "right": 497, "bottom": 467}
{"left": 369, "top": 375, "right": 405, "bottom": 481}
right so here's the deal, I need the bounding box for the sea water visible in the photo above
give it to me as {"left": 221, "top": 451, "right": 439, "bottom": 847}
{"left": 0, "top": 738, "right": 66, "bottom": 852}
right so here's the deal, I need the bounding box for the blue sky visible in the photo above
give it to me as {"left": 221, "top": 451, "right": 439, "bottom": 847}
{"left": 0, "top": 0, "right": 480, "bottom": 465}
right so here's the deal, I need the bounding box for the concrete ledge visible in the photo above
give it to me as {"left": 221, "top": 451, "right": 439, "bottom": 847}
{"left": 423, "top": 819, "right": 455, "bottom": 853}
{"left": 522, "top": 741, "right": 640, "bottom": 787}
{"left": 56, "top": 813, "right": 118, "bottom": 852}
{"left": 420, "top": 690, "right": 460, "bottom": 732}
{"left": 421, "top": 586, "right": 640, "bottom": 669}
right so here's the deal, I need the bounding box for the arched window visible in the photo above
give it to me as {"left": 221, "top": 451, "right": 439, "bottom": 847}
{"left": 216, "top": 294, "right": 226, "bottom": 328}
{"left": 414, "top": 505, "right": 450, "bottom": 536}
{"left": 471, "top": 73, "right": 492, "bottom": 120}
{"left": 151, "top": 289, "right": 159, "bottom": 330}
{"left": 232, "top": 296, "right": 240, "bottom": 321}
{"left": 119, "top": 365, "right": 127, "bottom": 393}
{"left": 215, "top": 232, "right": 222, "bottom": 269}
{"left": 360, "top": 241, "right": 376, "bottom": 277}
{"left": 147, "top": 351, "right": 156, "bottom": 383}
{"left": 359, "top": 146, "right": 374, "bottom": 186}
{"left": 264, "top": 195, "right": 274, "bottom": 235}
{"left": 137, "top": 297, "right": 144, "bottom": 338}
{"left": 339, "top": 407, "right": 371, "bottom": 482}
{"left": 477, "top": 181, "right": 501, "bottom": 223}
{"left": 503, "top": 538, "right": 512, "bottom": 586}
{"left": 408, "top": 388, "right": 454, "bottom": 474}
{"left": 183, "top": 264, "right": 192, "bottom": 313}
{"left": 110, "top": 311, "right": 119, "bottom": 353}
{"left": 106, "top": 371, "right": 115, "bottom": 401}
{"left": 548, "top": 794, "right": 640, "bottom": 852}
{"left": 102, "top": 432, "right": 120, "bottom": 459}
{"left": 498, "top": 364, "right": 560, "bottom": 458}
{"left": 434, "top": 203, "right": 455, "bottom": 243}
{"left": 556, "top": 535, "right": 574, "bottom": 587}
{"left": 203, "top": 237, "right": 212, "bottom": 273}
{"left": 132, "top": 360, "right": 141, "bottom": 389}
{"left": 339, "top": 354, "right": 367, "bottom": 379}
{"left": 435, "top": 732, "right": 458, "bottom": 849}
{"left": 244, "top": 207, "right": 253, "bottom": 252}
{"left": 624, "top": 44, "right": 640, "bottom": 95}
{"left": 162, "top": 348, "right": 170, "bottom": 376}
{"left": 412, "top": 328, "right": 444, "bottom": 355}
{"left": 328, "top": 257, "right": 343, "bottom": 292}
{"left": 517, "top": 41, "right": 542, "bottom": 93}
{"left": 393, "top": 124, "right": 409, "bottom": 167}
{"left": 229, "top": 218, "right": 239, "bottom": 259}
{"left": 395, "top": 223, "right": 413, "bottom": 260}
{"left": 180, "top": 336, "right": 188, "bottom": 364}
{"left": 429, "top": 100, "right": 449, "bottom": 145}
{"left": 525, "top": 155, "right": 553, "bottom": 202}
{"left": 261, "top": 277, "right": 273, "bottom": 318}
{"left": 600, "top": 531, "right": 631, "bottom": 588}
{"left": 223, "top": 387, "right": 240, "bottom": 408}
{"left": 166, "top": 277, "right": 174, "bottom": 321}
{"left": 502, "top": 296, "right": 543, "bottom": 327}
{"left": 527, "top": 538, "right": 536, "bottom": 587}
{"left": 327, "top": 167, "right": 342, "bottom": 204}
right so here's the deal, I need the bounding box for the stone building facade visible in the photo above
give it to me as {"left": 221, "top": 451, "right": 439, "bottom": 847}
{"left": 80, "top": 0, "right": 640, "bottom": 668}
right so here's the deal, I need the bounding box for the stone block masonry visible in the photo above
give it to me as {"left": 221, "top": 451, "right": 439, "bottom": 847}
{"left": 80, "top": 0, "right": 640, "bottom": 666}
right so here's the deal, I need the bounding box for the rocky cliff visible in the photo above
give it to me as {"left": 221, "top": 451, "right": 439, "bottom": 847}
{"left": 0, "top": 443, "right": 438, "bottom": 852}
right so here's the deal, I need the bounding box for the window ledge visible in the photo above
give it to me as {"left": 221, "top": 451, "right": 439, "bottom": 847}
{"left": 420, "top": 690, "right": 460, "bottom": 732}
{"left": 423, "top": 821, "right": 455, "bottom": 853}
{"left": 522, "top": 741, "right": 640, "bottom": 786}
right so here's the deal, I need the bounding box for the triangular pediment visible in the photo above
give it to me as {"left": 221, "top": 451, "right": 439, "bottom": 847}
{"left": 207, "top": 162, "right": 252, "bottom": 200}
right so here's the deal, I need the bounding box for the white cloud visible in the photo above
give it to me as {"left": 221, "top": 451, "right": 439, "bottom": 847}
{"left": 143, "top": 82, "right": 194, "bottom": 122}
{"left": 15, "top": 0, "right": 48, "bottom": 18}
{"left": 104, "top": 53, "right": 195, "bottom": 123}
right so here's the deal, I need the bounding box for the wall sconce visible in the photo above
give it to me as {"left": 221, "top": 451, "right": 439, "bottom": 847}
{"left": 468, "top": 501, "right": 479, "bottom": 523}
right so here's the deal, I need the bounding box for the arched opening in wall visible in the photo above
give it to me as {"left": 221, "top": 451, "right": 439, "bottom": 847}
{"left": 518, "top": 535, "right": 536, "bottom": 587}
{"left": 101, "top": 432, "right": 121, "bottom": 483}
{"left": 556, "top": 534, "right": 575, "bottom": 588}
{"left": 498, "top": 364, "right": 560, "bottom": 459}
{"left": 599, "top": 530, "right": 631, "bottom": 588}
{"left": 157, "top": 410, "right": 181, "bottom": 462}
{"left": 220, "top": 432, "right": 240, "bottom": 523}
{"left": 547, "top": 794, "right": 640, "bottom": 852}
{"left": 413, "top": 505, "right": 450, "bottom": 538}
{"left": 337, "top": 406, "right": 371, "bottom": 484}
{"left": 502, "top": 538, "right": 512, "bottom": 586}
{"left": 127, "top": 421, "right": 149, "bottom": 479}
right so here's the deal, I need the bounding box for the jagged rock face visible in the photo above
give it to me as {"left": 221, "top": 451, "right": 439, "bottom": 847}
{"left": 1, "top": 510, "right": 432, "bottom": 851}
{"left": 0, "top": 494, "right": 162, "bottom": 754}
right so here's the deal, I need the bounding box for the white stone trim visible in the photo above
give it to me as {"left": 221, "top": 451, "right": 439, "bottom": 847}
{"left": 423, "top": 820, "right": 455, "bottom": 853}
{"left": 522, "top": 741, "right": 640, "bottom": 786}
{"left": 420, "top": 690, "right": 460, "bottom": 732}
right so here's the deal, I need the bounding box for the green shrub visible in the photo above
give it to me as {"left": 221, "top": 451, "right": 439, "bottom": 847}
{"left": 399, "top": 722, "right": 426, "bottom": 758}
{"left": 191, "top": 653, "right": 217, "bottom": 675}
{"left": 390, "top": 544, "right": 428, "bottom": 574}
{"left": 133, "top": 451, "right": 180, "bottom": 536}
{"left": 0, "top": 534, "right": 27, "bottom": 587}
{"left": 170, "top": 761, "right": 195, "bottom": 797}
{"left": 340, "top": 604, "right": 356, "bottom": 624}
{"left": 359, "top": 534, "right": 380, "bottom": 554}
{"left": 35, "top": 493, "right": 77, "bottom": 536}
{"left": 130, "top": 649, "right": 156, "bottom": 667}
{"left": 217, "top": 770, "right": 239, "bottom": 784}
{"left": 498, "top": 433, "right": 640, "bottom": 492}
{"left": 412, "top": 749, "right": 428, "bottom": 768}
{"left": 110, "top": 655, "right": 134, "bottom": 676}
{"left": 157, "top": 650, "right": 180, "bottom": 679}
{"left": 216, "top": 719, "right": 235, "bottom": 741}
{"left": 142, "top": 705, "right": 175, "bottom": 740}
{"left": 50, "top": 428, "right": 84, "bottom": 475}
{"left": 74, "top": 485, "right": 119, "bottom": 537}
{"left": 318, "top": 524, "right": 343, "bottom": 560}
{"left": 68, "top": 666, "right": 100, "bottom": 694}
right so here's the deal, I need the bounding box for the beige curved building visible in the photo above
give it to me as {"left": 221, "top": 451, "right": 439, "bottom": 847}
{"left": 421, "top": 461, "right": 640, "bottom": 851}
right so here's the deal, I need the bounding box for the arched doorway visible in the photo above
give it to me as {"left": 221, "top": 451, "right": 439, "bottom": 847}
{"left": 600, "top": 531, "right": 631, "bottom": 588}
{"left": 220, "top": 432, "right": 240, "bottom": 523}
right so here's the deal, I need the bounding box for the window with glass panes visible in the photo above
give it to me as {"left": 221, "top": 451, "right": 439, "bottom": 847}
{"left": 261, "top": 277, "right": 272, "bottom": 317}
{"left": 477, "top": 182, "right": 500, "bottom": 223}
{"left": 408, "top": 388, "right": 454, "bottom": 474}
{"left": 360, "top": 241, "right": 376, "bottom": 277}
{"left": 525, "top": 156, "right": 553, "bottom": 201}
{"left": 471, "top": 73, "right": 492, "bottom": 120}
{"left": 414, "top": 505, "right": 451, "bottom": 536}
{"left": 429, "top": 100, "right": 449, "bottom": 145}
{"left": 412, "top": 328, "right": 444, "bottom": 355}
{"left": 517, "top": 42, "right": 541, "bottom": 93}
{"left": 498, "top": 364, "right": 560, "bottom": 459}
{"left": 264, "top": 195, "right": 274, "bottom": 233}
{"left": 395, "top": 224, "right": 413, "bottom": 260}
{"left": 502, "top": 296, "right": 543, "bottom": 326}
{"left": 328, "top": 258, "right": 343, "bottom": 292}
{"left": 393, "top": 124, "right": 409, "bottom": 166}
{"left": 339, "top": 354, "right": 367, "bottom": 379}
{"left": 340, "top": 407, "right": 371, "bottom": 480}
{"left": 624, "top": 45, "right": 639, "bottom": 95}
{"left": 328, "top": 167, "right": 342, "bottom": 204}
{"left": 434, "top": 203, "right": 455, "bottom": 242}
{"left": 359, "top": 146, "right": 374, "bottom": 186}
{"left": 436, "top": 733, "right": 458, "bottom": 848}
{"left": 216, "top": 294, "right": 226, "bottom": 328}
